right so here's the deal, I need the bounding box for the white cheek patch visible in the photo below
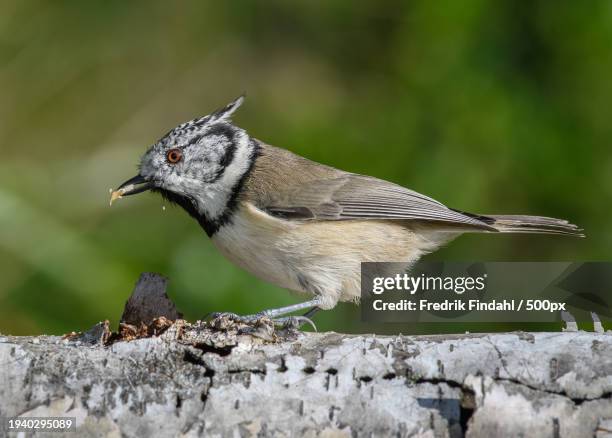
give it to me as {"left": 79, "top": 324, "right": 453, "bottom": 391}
{"left": 164, "top": 173, "right": 206, "bottom": 196}
{"left": 220, "top": 131, "right": 252, "bottom": 189}
{"left": 206, "top": 135, "right": 231, "bottom": 161}
{"left": 181, "top": 133, "right": 234, "bottom": 183}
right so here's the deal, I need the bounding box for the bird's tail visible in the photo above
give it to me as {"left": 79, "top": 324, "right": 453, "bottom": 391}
{"left": 455, "top": 211, "right": 584, "bottom": 237}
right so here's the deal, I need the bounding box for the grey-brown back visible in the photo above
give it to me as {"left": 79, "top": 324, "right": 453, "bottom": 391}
{"left": 240, "top": 142, "right": 497, "bottom": 231}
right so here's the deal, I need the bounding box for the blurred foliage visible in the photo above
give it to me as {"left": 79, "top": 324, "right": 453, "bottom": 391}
{"left": 0, "top": 1, "right": 610, "bottom": 335}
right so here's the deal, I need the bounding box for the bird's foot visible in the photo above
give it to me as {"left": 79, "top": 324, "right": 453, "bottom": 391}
{"left": 208, "top": 311, "right": 263, "bottom": 324}
{"left": 272, "top": 315, "right": 317, "bottom": 332}
{"left": 205, "top": 312, "right": 316, "bottom": 334}
{"left": 205, "top": 300, "right": 322, "bottom": 335}
{"left": 204, "top": 312, "right": 274, "bottom": 340}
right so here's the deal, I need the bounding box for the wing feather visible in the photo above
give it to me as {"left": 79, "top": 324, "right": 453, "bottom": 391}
{"left": 264, "top": 174, "right": 495, "bottom": 230}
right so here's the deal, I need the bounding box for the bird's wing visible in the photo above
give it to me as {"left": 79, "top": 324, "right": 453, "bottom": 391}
{"left": 262, "top": 174, "right": 495, "bottom": 230}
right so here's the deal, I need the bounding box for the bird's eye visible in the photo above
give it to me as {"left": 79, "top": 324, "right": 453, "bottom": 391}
{"left": 166, "top": 148, "right": 183, "bottom": 164}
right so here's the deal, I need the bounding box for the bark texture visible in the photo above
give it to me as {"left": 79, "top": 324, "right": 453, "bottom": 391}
{"left": 1, "top": 274, "right": 611, "bottom": 437}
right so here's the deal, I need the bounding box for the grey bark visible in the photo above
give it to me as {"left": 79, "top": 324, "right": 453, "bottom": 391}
{"left": 1, "top": 274, "right": 611, "bottom": 437}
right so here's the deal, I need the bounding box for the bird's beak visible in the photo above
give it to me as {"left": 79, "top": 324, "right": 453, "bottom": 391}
{"left": 110, "top": 174, "right": 154, "bottom": 205}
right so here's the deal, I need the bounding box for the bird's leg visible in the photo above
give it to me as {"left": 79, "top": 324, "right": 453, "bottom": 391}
{"left": 209, "top": 299, "right": 323, "bottom": 329}
{"left": 256, "top": 299, "right": 322, "bottom": 319}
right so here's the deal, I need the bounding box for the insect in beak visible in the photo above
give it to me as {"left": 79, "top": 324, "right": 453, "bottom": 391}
{"left": 110, "top": 175, "right": 154, "bottom": 205}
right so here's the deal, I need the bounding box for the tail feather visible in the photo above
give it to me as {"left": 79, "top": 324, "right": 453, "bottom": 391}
{"left": 454, "top": 211, "right": 584, "bottom": 237}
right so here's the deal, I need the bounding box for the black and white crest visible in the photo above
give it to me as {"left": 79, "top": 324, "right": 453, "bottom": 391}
{"left": 139, "top": 95, "right": 259, "bottom": 235}
{"left": 162, "top": 95, "right": 245, "bottom": 147}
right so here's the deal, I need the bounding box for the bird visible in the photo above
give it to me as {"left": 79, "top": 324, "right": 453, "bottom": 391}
{"left": 111, "top": 95, "right": 583, "bottom": 327}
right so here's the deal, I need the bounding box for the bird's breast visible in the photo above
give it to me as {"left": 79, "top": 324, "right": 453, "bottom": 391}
{"left": 211, "top": 202, "right": 303, "bottom": 292}
{"left": 210, "top": 202, "right": 441, "bottom": 304}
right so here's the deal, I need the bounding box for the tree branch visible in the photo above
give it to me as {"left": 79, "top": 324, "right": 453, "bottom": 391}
{"left": 1, "top": 273, "right": 611, "bottom": 437}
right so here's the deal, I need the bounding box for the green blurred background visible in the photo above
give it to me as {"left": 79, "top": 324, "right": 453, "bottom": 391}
{"left": 0, "top": 1, "right": 610, "bottom": 336}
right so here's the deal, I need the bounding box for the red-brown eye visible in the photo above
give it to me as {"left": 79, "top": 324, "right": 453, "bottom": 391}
{"left": 166, "top": 148, "right": 182, "bottom": 164}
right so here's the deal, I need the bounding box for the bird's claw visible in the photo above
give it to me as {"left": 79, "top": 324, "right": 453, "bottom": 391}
{"left": 272, "top": 316, "right": 317, "bottom": 332}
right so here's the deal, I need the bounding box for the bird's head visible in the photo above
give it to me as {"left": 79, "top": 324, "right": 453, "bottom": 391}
{"left": 112, "top": 95, "right": 258, "bottom": 235}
